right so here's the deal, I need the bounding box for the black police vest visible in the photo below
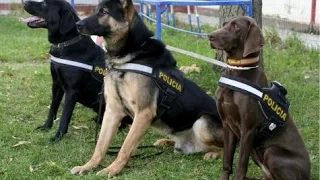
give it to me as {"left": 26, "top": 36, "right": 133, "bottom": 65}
{"left": 111, "top": 63, "right": 220, "bottom": 132}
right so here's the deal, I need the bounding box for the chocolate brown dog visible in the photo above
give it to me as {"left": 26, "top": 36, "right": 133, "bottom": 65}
{"left": 208, "top": 16, "right": 310, "bottom": 180}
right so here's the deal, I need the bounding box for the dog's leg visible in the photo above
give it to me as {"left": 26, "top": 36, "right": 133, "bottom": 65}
{"left": 220, "top": 125, "right": 237, "bottom": 180}
{"left": 264, "top": 146, "right": 310, "bottom": 180}
{"left": 193, "top": 116, "right": 224, "bottom": 160}
{"left": 234, "top": 129, "right": 254, "bottom": 180}
{"left": 71, "top": 103, "right": 125, "bottom": 175}
{"left": 37, "top": 83, "right": 64, "bottom": 130}
{"left": 50, "top": 90, "right": 79, "bottom": 142}
{"left": 218, "top": 102, "right": 237, "bottom": 180}
{"left": 97, "top": 107, "right": 155, "bottom": 176}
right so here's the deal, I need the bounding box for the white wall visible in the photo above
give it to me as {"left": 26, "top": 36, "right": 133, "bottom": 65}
{"left": 263, "top": 0, "right": 319, "bottom": 24}
{"left": 2, "top": 0, "right": 319, "bottom": 24}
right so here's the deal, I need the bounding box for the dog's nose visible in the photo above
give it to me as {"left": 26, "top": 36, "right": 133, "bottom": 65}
{"left": 208, "top": 34, "right": 216, "bottom": 41}
{"left": 76, "top": 21, "right": 84, "bottom": 31}
{"left": 23, "top": 0, "right": 30, "bottom": 7}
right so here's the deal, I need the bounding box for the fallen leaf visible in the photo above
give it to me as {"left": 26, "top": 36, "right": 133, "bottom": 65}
{"left": 72, "top": 125, "right": 89, "bottom": 130}
{"left": 29, "top": 165, "right": 34, "bottom": 172}
{"left": 12, "top": 141, "right": 31, "bottom": 147}
{"left": 179, "top": 64, "right": 201, "bottom": 74}
{"left": 12, "top": 136, "right": 21, "bottom": 140}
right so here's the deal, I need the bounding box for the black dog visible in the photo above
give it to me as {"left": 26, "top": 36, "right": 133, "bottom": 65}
{"left": 22, "top": 0, "right": 106, "bottom": 142}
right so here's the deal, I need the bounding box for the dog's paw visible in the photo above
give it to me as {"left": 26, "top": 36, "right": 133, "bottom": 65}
{"left": 71, "top": 166, "right": 89, "bottom": 175}
{"left": 203, "top": 152, "right": 220, "bottom": 160}
{"left": 96, "top": 162, "right": 124, "bottom": 177}
{"left": 153, "top": 138, "right": 175, "bottom": 146}
{"left": 49, "top": 131, "right": 64, "bottom": 143}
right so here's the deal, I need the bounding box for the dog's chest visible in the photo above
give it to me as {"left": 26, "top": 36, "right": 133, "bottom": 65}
{"left": 216, "top": 87, "right": 241, "bottom": 137}
{"left": 104, "top": 71, "right": 155, "bottom": 117}
{"left": 104, "top": 71, "right": 135, "bottom": 114}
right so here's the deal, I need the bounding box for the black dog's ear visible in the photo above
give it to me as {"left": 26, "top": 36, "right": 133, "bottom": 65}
{"left": 60, "top": 10, "right": 75, "bottom": 35}
{"left": 47, "top": 7, "right": 61, "bottom": 33}
{"left": 243, "top": 23, "right": 265, "bottom": 57}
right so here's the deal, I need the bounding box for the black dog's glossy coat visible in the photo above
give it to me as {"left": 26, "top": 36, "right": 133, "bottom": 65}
{"left": 24, "top": 0, "right": 106, "bottom": 142}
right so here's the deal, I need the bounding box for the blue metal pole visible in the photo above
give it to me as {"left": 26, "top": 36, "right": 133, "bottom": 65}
{"left": 248, "top": 3, "right": 253, "bottom": 17}
{"left": 166, "top": 7, "right": 170, "bottom": 25}
{"left": 71, "top": 0, "right": 74, "bottom": 7}
{"left": 195, "top": 6, "right": 200, "bottom": 33}
{"left": 155, "top": 4, "right": 162, "bottom": 39}
{"left": 148, "top": 5, "right": 152, "bottom": 24}
{"left": 187, "top": 6, "right": 193, "bottom": 31}
{"left": 170, "top": 5, "right": 175, "bottom": 27}
{"left": 140, "top": 3, "right": 144, "bottom": 19}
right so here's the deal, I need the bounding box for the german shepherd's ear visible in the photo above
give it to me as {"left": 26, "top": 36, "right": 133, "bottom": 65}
{"left": 243, "top": 23, "right": 265, "bottom": 57}
{"left": 120, "top": 0, "right": 133, "bottom": 8}
{"left": 59, "top": 10, "right": 76, "bottom": 35}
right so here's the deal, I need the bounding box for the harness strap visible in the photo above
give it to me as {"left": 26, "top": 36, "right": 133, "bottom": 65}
{"left": 50, "top": 55, "right": 93, "bottom": 71}
{"left": 52, "top": 35, "right": 83, "bottom": 49}
{"left": 113, "top": 63, "right": 153, "bottom": 75}
{"left": 218, "top": 76, "right": 263, "bottom": 100}
{"left": 155, "top": 82, "right": 177, "bottom": 118}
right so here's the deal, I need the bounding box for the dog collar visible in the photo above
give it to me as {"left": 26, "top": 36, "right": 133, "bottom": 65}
{"left": 52, "top": 35, "right": 83, "bottom": 49}
{"left": 226, "top": 57, "right": 259, "bottom": 70}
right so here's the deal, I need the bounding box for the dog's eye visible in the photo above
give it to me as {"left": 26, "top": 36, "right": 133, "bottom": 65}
{"left": 222, "top": 22, "right": 228, "bottom": 27}
{"left": 99, "top": 8, "right": 109, "bottom": 15}
{"left": 230, "top": 23, "right": 238, "bottom": 29}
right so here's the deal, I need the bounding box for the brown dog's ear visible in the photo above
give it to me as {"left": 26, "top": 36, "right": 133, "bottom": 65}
{"left": 243, "top": 23, "right": 265, "bottom": 57}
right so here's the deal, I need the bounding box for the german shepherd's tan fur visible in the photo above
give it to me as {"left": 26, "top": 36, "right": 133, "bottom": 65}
{"left": 72, "top": 0, "right": 223, "bottom": 176}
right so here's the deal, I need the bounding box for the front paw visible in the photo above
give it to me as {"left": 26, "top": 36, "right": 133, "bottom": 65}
{"left": 50, "top": 131, "right": 64, "bottom": 143}
{"left": 96, "top": 161, "right": 125, "bottom": 177}
{"left": 71, "top": 165, "right": 91, "bottom": 175}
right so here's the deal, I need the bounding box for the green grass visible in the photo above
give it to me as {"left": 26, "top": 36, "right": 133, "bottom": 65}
{"left": 0, "top": 15, "right": 319, "bottom": 179}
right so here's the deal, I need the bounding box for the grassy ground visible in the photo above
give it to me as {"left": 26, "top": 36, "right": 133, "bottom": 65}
{"left": 0, "top": 15, "right": 319, "bottom": 179}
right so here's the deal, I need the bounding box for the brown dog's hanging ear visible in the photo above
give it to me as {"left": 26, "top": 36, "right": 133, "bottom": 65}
{"left": 243, "top": 23, "right": 265, "bottom": 57}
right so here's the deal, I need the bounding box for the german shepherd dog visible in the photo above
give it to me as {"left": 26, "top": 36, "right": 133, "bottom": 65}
{"left": 22, "top": 0, "right": 106, "bottom": 142}
{"left": 71, "top": 0, "right": 224, "bottom": 176}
